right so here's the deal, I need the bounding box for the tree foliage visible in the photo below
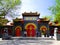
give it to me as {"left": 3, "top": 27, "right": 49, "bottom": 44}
{"left": 0, "top": 0, "right": 21, "bottom": 17}
{"left": 0, "top": 18, "right": 9, "bottom": 26}
{"left": 42, "top": 16, "right": 52, "bottom": 21}
{"left": 49, "top": 0, "right": 60, "bottom": 22}
{"left": 0, "top": 0, "right": 21, "bottom": 25}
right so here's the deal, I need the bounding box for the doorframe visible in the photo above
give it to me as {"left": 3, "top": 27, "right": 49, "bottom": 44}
{"left": 15, "top": 26, "right": 22, "bottom": 36}
{"left": 25, "top": 23, "right": 37, "bottom": 37}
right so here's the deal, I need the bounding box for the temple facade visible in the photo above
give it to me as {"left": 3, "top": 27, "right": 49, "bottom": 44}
{"left": 0, "top": 12, "right": 60, "bottom": 39}
{"left": 13, "top": 12, "right": 50, "bottom": 37}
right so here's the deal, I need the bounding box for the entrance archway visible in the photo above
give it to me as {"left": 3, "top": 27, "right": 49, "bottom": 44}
{"left": 25, "top": 23, "right": 37, "bottom": 37}
{"left": 40, "top": 26, "right": 47, "bottom": 35}
{"left": 15, "top": 26, "right": 22, "bottom": 37}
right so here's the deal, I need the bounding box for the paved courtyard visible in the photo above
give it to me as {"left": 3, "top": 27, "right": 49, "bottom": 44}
{"left": 0, "top": 31, "right": 60, "bottom": 45}
{"left": 0, "top": 37, "right": 60, "bottom": 45}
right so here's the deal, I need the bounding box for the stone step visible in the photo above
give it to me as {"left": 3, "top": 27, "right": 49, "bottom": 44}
{"left": 11, "top": 37, "right": 55, "bottom": 40}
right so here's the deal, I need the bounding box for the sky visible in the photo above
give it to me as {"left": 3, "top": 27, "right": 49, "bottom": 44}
{"left": 6, "top": 0, "right": 56, "bottom": 21}
{"left": 19, "top": 0, "right": 55, "bottom": 18}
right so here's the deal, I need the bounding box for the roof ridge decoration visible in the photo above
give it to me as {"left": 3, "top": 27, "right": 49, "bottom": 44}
{"left": 22, "top": 12, "right": 40, "bottom": 16}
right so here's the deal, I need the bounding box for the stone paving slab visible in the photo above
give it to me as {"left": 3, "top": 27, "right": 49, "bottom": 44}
{"left": 11, "top": 37, "right": 55, "bottom": 40}
{"left": 0, "top": 38, "right": 60, "bottom": 45}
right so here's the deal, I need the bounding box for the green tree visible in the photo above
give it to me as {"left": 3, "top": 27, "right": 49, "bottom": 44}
{"left": 49, "top": 0, "right": 60, "bottom": 22}
{"left": 42, "top": 16, "right": 52, "bottom": 21}
{"left": 0, "top": 0, "right": 21, "bottom": 18}
{"left": 0, "top": 0, "right": 21, "bottom": 25}
{"left": 0, "top": 18, "right": 9, "bottom": 26}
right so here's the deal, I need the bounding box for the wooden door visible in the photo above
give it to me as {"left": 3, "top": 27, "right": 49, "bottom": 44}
{"left": 15, "top": 28, "right": 21, "bottom": 37}
{"left": 15, "top": 26, "right": 22, "bottom": 37}
{"left": 26, "top": 24, "right": 36, "bottom": 37}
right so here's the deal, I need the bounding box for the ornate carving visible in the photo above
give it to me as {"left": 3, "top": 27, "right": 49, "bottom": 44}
{"left": 15, "top": 26, "right": 22, "bottom": 31}
{"left": 40, "top": 26, "right": 47, "bottom": 31}
{"left": 25, "top": 23, "right": 37, "bottom": 30}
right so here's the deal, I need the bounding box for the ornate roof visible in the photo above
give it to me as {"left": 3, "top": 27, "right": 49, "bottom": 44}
{"left": 13, "top": 18, "right": 23, "bottom": 21}
{"left": 13, "top": 18, "right": 24, "bottom": 23}
{"left": 37, "top": 18, "right": 50, "bottom": 22}
{"left": 22, "top": 12, "right": 40, "bottom": 16}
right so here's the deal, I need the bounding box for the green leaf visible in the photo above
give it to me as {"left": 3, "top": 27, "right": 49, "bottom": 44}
{"left": 0, "top": 0, "right": 21, "bottom": 18}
